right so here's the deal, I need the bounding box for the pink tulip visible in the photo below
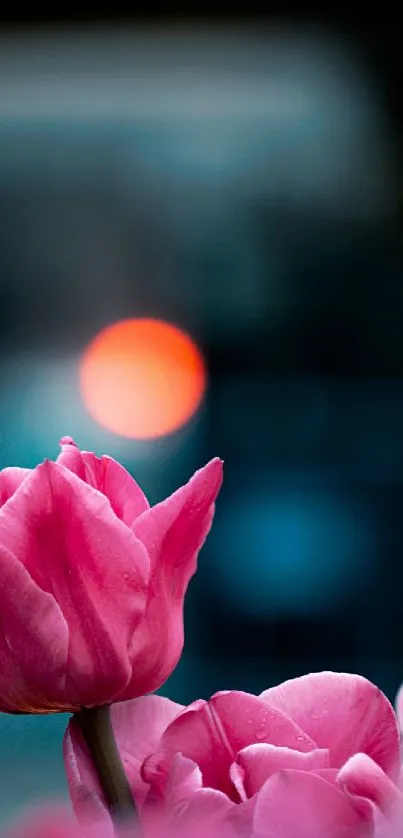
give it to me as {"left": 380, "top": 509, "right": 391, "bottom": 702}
{"left": 65, "top": 672, "right": 401, "bottom": 838}
{"left": 1, "top": 803, "right": 134, "bottom": 838}
{"left": 0, "top": 438, "right": 222, "bottom": 712}
{"left": 2, "top": 805, "right": 90, "bottom": 838}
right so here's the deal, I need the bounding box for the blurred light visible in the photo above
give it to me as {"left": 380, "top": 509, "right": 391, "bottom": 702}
{"left": 0, "top": 353, "right": 206, "bottom": 508}
{"left": 79, "top": 318, "right": 206, "bottom": 439}
{"left": 210, "top": 477, "right": 375, "bottom": 617}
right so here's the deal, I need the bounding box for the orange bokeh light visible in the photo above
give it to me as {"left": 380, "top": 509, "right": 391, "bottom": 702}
{"left": 79, "top": 318, "right": 206, "bottom": 439}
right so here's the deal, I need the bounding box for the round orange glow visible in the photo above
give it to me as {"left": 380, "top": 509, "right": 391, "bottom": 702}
{"left": 79, "top": 318, "right": 206, "bottom": 439}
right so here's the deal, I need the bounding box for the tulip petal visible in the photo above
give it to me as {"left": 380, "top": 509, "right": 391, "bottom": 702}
{"left": 169, "top": 787, "right": 236, "bottom": 836}
{"left": 119, "top": 458, "right": 223, "bottom": 698}
{"left": 253, "top": 770, "right": 371, "bottom": 838}
{"left": 63, "top": 722, "right": 114, "bottom": 836}
{"left": 0, "top": 467, "right": 30, "bottom": 507}
{"left": 394, "top": 683, "right": 403, "bottom": 735}
{"left": 134, "top": 457, "right": 223, "bottom": 596}
{"left": 113, "top": 695, "right": 184, "bottom": 806}
{"left": 152, "top": 754, "right": 236, "bottom": 838}
{"left": 143, "top": 691, "right": 316, "bottom": 801}
{"left": 233, "top": 743, "right": 330, "bottom": 797}
{"left": 0, "top": 543, "right": 69, "bottom": 712}
{"left": 0, "top": 461, "right": 150, "bottom": 707}
{"left": 155, "top": 752, "right": 203, "bottom": 804}
{"left": 57, "top": 437, "right": 149, "bottom": 525}
{"left": 167, "top": 754, "right": 235, "bottom": 825}
{"left": 261, "top": 672, "right": 400, "bottom": 778}
{"left": 65, "top": 694, "right": 183, "bottom": 815}
{"left": 338, "top": 753, "right": 403, "bottom": 821}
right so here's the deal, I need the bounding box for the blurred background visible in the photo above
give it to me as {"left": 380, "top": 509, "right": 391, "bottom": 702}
{"left": 1, "top": 7, "right": 403, "bottom": 824}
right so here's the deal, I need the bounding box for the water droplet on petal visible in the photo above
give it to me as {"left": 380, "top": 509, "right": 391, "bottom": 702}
{"left": 255, "top": 726, "right": 269, "bottom": 740}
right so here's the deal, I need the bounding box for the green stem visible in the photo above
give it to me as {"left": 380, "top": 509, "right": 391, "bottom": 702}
{"left": 76, "top": 705, "right": 138, "bottom": 827}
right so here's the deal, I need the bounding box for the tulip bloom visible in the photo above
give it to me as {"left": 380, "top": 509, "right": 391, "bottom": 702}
{"left": 0, "top": 438, "right": 222, "bottom": 713}
{"left": 65, "top": 672, "right": 402, "bottom": 838}
{"left": 1, "top": 804, "right": 118, "bottom": 838}
{"left": 2, "top": 806, "right": 85, "bottom": 838}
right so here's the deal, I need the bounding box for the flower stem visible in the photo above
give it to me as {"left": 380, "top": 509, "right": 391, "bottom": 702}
{"left": 77, "top": 704, "right": 138, "bottom": 827}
